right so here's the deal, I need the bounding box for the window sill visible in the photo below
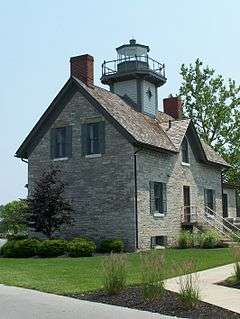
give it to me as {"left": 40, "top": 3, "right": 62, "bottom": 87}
{"left": 153, "top": 213, "right": 165, "bottom": 218}
{"left": 182, "top": 162, "right": 190, "bottom": 167}
{"left": 53, "top": 157, "right": 69, "bottom": 161}
{"left": 85, "top": 154, "right": 102, "bottom": 159}
{"left": 154, "top": 245, "right": 166, "bottom": 250}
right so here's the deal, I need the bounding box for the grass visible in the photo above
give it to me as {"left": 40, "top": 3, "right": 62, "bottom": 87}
{"left": 0, "top": 248, "right": 235, "bottom": 295}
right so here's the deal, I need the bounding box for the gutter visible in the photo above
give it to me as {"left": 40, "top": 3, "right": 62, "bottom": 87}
{"left": 134, "top": 148, "right": 141, "bottom": 250}
{"left": 21, "top": 158, "right": 28, "bottom": 164}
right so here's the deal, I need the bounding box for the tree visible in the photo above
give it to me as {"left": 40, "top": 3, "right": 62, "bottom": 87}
{"left": 0, "top": 200, "right": 28, "bottom": 235}
{"left": 179, "top": 59, "right": 240, "bottom": 186}
{"left": 27, "top": 168, "right": 73, "bottom": 239}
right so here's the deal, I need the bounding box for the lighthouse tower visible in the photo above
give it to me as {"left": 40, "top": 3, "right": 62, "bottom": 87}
{"left": 101, "top": 39, "right": 167, "bottom": 116}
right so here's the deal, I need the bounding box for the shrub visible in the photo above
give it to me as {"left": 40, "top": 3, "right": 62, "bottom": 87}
{"left": 100, "top": 239, "right": 124, "bottom": 253}
{"left": 140, "top": 251, "right": 165, "bottom": 301}
{"left": 177, "top": 231, "right": 194, "bottom": 249}
{"left": 71, "top": 237, "right": 89, "bottom": 243}
{"left": 178, "top": 260, "right": 200, "bottom": 309}
{"left": 102, "top": 253, "right": 128, "bottom": 295}
{"left": 232, "top": 232, "right": 240, "bottom": 243}
{"left": 199, "top": 230, "right": 221, "bottom": 249}
{"left": 6, "top": 234, "right": 28, "bottom": 241}
{"left": 1, "top": 239, "right": 40, "bottom": 258}
{"left": 37, "top": 239, "right": 67, "bottom": 257}
{"left": 232, "top": 246, "right": 240, "bottom": 282}
{"left": 67, "top": 239, "right": 96, "bottom": 257}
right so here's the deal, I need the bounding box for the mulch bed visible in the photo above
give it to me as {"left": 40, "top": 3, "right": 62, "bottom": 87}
{"left": 69, "top": 286, "right": 240, "bottom": 318}
{"left": 231, "top": 283, "right": 240, "bottom": 289}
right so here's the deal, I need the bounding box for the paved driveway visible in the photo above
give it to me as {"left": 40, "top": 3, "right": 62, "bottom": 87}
{"left": 0, "top": 284, "right": 180, "bottom": 319}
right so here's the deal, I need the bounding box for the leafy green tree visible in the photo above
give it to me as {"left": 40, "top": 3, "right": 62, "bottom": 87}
{"left": 179, "top": 59, "right": 240, "bottom": 186}
{"left": 27, "top": 168, "right": 73, "bottom": 239}
{"left": 0, "top": 205, "right": 4, "bottom": 214}
{"left": 0, "top": 200, "right": 28, "bottom": 235}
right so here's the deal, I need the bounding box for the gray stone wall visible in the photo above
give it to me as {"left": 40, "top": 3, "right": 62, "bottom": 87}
{"left": 223, "top": 187, "right": 237, "bottom": 218}
{"left": 28, "top": 91, "right": 136, "bottom": 251}
{"left": 136, "top": 139, "right": 223, "bottom": 250}
{"left": 27, "top": 89, "right": 225, "bottom": 252}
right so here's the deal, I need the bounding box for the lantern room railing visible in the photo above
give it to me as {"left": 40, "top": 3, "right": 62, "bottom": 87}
{"left": 102, "top": 55, "right": 166, "bottom": 78}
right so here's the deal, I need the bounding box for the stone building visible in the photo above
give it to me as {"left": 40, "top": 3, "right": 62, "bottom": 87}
{"left": 16, "top": 40, "right": 238, "bottom": 250}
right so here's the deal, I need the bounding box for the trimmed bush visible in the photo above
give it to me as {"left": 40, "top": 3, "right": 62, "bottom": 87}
{"left": 37, "top": 239, "right": 67, "bottom": 257}
{"left": 71, "top": 237, "right": 90, "bottom": 243}
{"left": 199, "top": 230, "right": 221, "bottom": 249}
{"left": 6, "top": 234, "right": 28, "bottom": 241}
{"left": 100, "top": 239, "right": 124, "bottom": 253}
{"left": 1, "top": 239, "right": 40, "bottom": 258}
{"left": 67, "top": 239, "right": 96, "bottom": 257}
{"left": 102, "top": 253, "right": 128, "bottom": 295}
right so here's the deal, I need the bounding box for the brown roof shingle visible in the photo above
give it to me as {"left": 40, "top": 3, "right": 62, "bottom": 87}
{"left": 201, "top": 140, "right": 229, "bottom": 167}
{"left": 76, "top": 78, "right": 177, "bottom": 153}
{"left": 16, "top": 76, "right": 230, "bottom": 168}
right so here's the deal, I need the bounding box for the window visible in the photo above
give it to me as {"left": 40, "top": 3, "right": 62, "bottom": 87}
{"left": 181, "top": 137, "right": 189, "bottom": 163}
{"left": 50, "top": 126, "right": 72, "bottom": 159}
{"left": 87, "top": 123, "right": 100, "bottom": 155}
{"left": 151, "top": 236, "right": 167, "bottom": 248}
{"left": 82, "top": 122, "right": 105, "bottom": 156}
{"left": 223, "top": 193, "right": 228, "bottom": 218}
{"left": 204, "top": 188, "right": 216, "bottom": 214}
{"left": 150, "top": 181, "right": 167, "bottom": 215}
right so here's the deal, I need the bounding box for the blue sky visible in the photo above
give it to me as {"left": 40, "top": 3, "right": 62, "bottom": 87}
{"left": 0, "top": 0, "right": 240, "bottom": 204}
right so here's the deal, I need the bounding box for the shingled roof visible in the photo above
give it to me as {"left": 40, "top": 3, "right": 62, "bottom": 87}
{"left": 15, "top": 77, "right": 229, "bottom": 168}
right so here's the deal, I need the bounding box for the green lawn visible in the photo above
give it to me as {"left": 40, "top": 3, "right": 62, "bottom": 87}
{"left": 0, "top": 248, "right": 234, "bottom": 295}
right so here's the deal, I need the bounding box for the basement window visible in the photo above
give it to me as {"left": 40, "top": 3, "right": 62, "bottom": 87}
{"left": 151, "top": 236, "right": 167, "bottom": 248}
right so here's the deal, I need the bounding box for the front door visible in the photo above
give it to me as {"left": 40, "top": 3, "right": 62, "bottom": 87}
{"left": 183, "top": 186, "right": 191, "bottom": 223}
{"left": 223, "top": 193, "right": 228, "bottom": 218}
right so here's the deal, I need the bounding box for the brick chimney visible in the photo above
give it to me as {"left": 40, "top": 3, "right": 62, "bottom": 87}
{"left": 70, "top": 54, "right": 94, "bottom": 87}
{"left": 163, "top": 96, "right": 183, "bottom": 120}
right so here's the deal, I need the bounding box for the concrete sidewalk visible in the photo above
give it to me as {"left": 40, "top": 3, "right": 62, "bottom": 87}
{"left": 0, "top": 284, "right": 180, "bottom": 319}
{"left": 165, "top": 263, "right": 240, "bottom": 315}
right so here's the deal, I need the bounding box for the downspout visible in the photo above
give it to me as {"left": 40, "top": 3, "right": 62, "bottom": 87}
{"left": 221, "top": 170, "right": 224, "bottom": 215}
{"left": 134, "top": 148, "right": 141, "bottom": 250}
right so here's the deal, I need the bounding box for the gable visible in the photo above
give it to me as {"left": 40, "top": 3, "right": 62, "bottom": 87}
{"left": 16, "top": 77, "right": 176, "bottom": 159}
{"left": 15, "top": 79, "right": 76, "bottom": 159}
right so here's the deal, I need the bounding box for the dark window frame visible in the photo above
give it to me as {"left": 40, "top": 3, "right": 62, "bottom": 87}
{"left": 181, "top": 136, "right": 189, "bottom": 164}
{"left": 151, "top": 236, "right": 167, "bottom": 248}
{"left": 55, "top": 127, "right": 67, "bottom": 158}
{"left": 51, "top": 126, "right": 72, "bottom": 159}
{"left": 82, "top": 121, "right": 105, "bottom": 156}
{"left": 86, "top": 122, "right": 100, "bottom": 155}
{"left": 223, "top": 193, "right": 228, "bottom": 218}
{"left": 151, "top": 181, "right": 167, "bottom": 215}
{"left": 204, "top": 188, "right": 216, "bottom": 214}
